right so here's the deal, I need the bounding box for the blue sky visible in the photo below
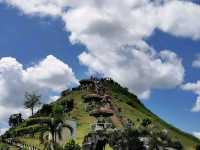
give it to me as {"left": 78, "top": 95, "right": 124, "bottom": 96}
{"left": 0, "top": 0, "right": 200, "bottom": 138}
{"left": 145, "top": 30, "right": 200, "bottom": 134}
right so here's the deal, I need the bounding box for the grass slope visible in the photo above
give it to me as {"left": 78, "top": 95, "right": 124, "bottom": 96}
{"left": 5, "top": 79, "right": 200, "bottom": 149}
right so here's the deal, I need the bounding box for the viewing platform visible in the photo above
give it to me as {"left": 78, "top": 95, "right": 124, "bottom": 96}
{"left": 83, "top": 94, "right": 103, "bottom": 102}
{"left": 89, "top": 107, "right": 114, "bottom": 117}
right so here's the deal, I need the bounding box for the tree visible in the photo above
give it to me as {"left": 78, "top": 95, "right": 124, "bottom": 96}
{"left": 8, "top": 113, "right": 23, "bottom": 127}
{"left": 15, "top": 116, "right": 74, "bottom": 147}
{"left": 52, "top": 104, "right": 64, "bottom": 116}
{"left": 38, "top": 104, "right": 53, "bottom": 116}
{"left": 16, "top": 104, "right": 74, "bottom": 146}
{"left": 24, "top": 92, "right": 41, "bottom": 116}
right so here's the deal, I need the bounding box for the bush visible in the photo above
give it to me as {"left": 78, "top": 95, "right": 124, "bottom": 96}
{"left": 64, "top": 140, "right": 81, "bottom": 150}
{"left": 61, "top": 99, "right": 74, "bottom": 113}
{"left": 25, "top": 117, "right": 51, "bottom": 126}
{"left": 196, "top": 144, "right": 200, "bottom": 150}
{"left": 15, "top": 124, "right": 48, "bottom": 136}
{"left": 141, "top": 118, "right": 152, "bottom": 127}
{"left": 0, "top": 143, "right": 9, "bottom": 150}
{"left": 53, "top": 104, "right": 64, "bottom": 115}
{"left": 38, "top": 104, "right": 53, "bottom": 116}
{"left": 8, "top": 113, "right": 23, "bottom": 127}
{"left": 172, "top": 141, "right": 183, "bottom": 150}
{"left": 126, "top": 100, "right": 135, "bottom": 107}
{"left": 61, "top": 89, "right": 70, "bottom": 97}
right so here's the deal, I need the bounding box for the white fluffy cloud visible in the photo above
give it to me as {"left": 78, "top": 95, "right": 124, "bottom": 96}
{"left": 158, "top": 1, "right": 200, "bottom": 40}
{"left": 182, "top": 54, "right": 200, "bottom": 112}
{"left": 192, "top": 54, "right": 200, "bottom": 68}
{"left": 182, "top": 81, "right": 200, "bottom": 112}
{"left": 79, "top": 48, "right": 184, "bottom": 99}
{"left": 2, "top": 0, "right": 198, "bottom": 98}
{"left": 3, "top": 0, "right": 69, "bottom": 16}
{"left": 2, "top": 0, "right": 200, "bottom": 39}
{"left": 193, "top": 132, "right": 200, "bottom": 139}
{"left": 0, "top": 55, "right": 78, "bottom": 131}
{"left": 62, "top": 0, "right": 187, "bottom": 98}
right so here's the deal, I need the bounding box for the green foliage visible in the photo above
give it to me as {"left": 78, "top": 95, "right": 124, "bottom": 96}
{"left": 60, "top": 99, "right": 74, "bottom": 113}
{"left": 196, "top": 144, "right": 200, "bottom": 150}
{"left": 15, "top": 124, "right": 48, "bottom": 136}
{"left": 24, "top": 117, "right": 51, "bottom": 126}
{"left": 24, "top": 92, "right": 42, "bottom": 115}
{"left": 109, "top": 128, "right": 145, "bottom": 149}
{"left": 8, "top": 113, "right": 23, "bottom": 127}
{"left": 126, "top": 100, "right": 135, "bottom": 107}
{"left": 43, "top": 142, "right": 63, "bottom": 150}
{"left": 171, "top": 141, "right": 183, "bottom": 150}
{"left": 37, "top": 104, "right": 53, "bottom": 116}
{"left": 64, "top": 140, "right": 81, "bottom": 150}
{"left": 61, "top": 89, "right": 71, "bottom": 97}
{"left": 0, "top": 143, "right": 9, "bottom": 150}
{"left": 141, "top": 118, "right": 152, "bottom": 127}
{"left": 53, "top": 104, "right": 64, "bottom": 116}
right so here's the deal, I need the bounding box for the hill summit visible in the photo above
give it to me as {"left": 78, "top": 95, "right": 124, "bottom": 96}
{"left": 1, "top": 77, "right": 200, "bottom": 150}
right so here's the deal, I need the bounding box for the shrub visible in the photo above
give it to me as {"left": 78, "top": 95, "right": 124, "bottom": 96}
{"left": 64, "top": 140, "right": 81, "bottom": 150}
{"left": 15, "top": 124, "right": 48, "bottom": 136}
{"left": 126, "top": 100, "right": 135, "bottom": 107}
{"left": 141, "top": 118, "right": 152, "bottom": 127}
{"left": 172, "top": 141, "right": 183, "bottom": 150}
{"left": 0, "top": 143, "right": 9, "bottom": 150}
{"left": 8, "top": 113, "right": 23, "bottom": 127}
{"left": 61, "top": 99, "right": 74, "bottom": 113}
{"left": 61, "top": 89, "right": 70, "bottom": 97}
{"left": 53, "top": 104, "right": 64, "bottom": 115}
{"left": 196, "top": 144, "right": 200, "bottom": 150}
{"left": 38, "top": 104, "right": 53, "bottom": 116}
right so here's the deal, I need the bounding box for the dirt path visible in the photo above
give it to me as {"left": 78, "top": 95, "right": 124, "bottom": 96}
{"left": 111, "top": 114, "right": 123, "bottom": 128}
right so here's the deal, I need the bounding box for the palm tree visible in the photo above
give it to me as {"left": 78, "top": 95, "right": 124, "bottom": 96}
{"left": 24, "top": 117, "right": 74, "bottom": 141}
{"left": 16, "top": 103, "right": 75, "bottom": 150}
{"left": 41, "top": 117, "right": 74, "bottom": 143}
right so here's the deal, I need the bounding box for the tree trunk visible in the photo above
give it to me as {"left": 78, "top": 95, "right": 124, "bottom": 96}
{"left": 55, "top": 132, "right": 57, "bottom": 143}
{"left": 51, "top": 131, "right": 55, "bottom": 143}
{"left": 31, "top": 107, "right": 34, "bottom": 116}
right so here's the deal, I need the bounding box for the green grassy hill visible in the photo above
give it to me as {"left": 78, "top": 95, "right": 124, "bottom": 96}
{"left": 2, "top": 78, "right": 200, "bottom": 149}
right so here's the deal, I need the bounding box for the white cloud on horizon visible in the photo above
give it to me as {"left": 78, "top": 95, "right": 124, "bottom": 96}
{"left": 49, "top": 95, "right": 60, "bottom": 102}
{"left": 0, "top": 55, "right": 78, "bottom": 131}
{"left": 192, "top": 54, "right": 200, "bottom": 68}
{"left": 182, "top": 81, "right": 200, "bottom": 112}
{"left": 193, "top": 132, "right": 200, "bottom": 139}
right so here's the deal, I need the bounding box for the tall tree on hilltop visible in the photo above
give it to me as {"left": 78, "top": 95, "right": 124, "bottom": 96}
{"left": 24, "top": 92, "right": 42, "bottom": 116}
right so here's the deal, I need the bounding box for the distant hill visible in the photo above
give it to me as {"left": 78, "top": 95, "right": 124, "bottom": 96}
{"left": 1, "top": 78, "right": 200, "bottom": 150}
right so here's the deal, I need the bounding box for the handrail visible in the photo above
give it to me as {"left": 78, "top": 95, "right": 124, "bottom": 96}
{"left": 4, "top": 138, "right": 40, "bottom": 150}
